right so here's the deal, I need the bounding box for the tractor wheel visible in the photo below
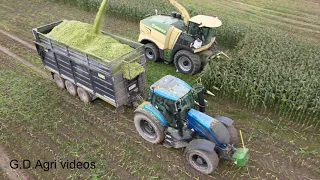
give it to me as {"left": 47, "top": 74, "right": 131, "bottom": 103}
{"left": 65, "top": 80, "right": 77, "bottom": 96}
{"left": 227, "top": 125, "right": 239, "bottom": 146}
{"left": 134, "top": 113, "right": 164, "bottom": 144}
{"left": 77, "top": 87, "right": 92, "bottom": 103}
{"left": 174, "top": 50, "right": 201, "bottom": 74}
{"left": 185, "top": 148, "right": 219, "bottom": 174}
{"left": 144, "top": 43, "right": 160, "bottom": 62}
{"left": 53, "top": 74, "right": 65, "bottom": 89}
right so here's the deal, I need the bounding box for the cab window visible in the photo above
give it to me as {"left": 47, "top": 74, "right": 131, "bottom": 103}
{"left": 152, "top": 94, "right": 177, "bottom": 127}
{"left": 187, "top": 22, "right": 199, "bottom": 36}
{"left": 187, "top": 22, "right": 213, "bottom": 44}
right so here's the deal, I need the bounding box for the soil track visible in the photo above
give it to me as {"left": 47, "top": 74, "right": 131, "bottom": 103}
{"left": 0, "top": 146, "right": 29, "bottom": 180}
{"left": 0, "top": 0, "right": 319, "bottom": 179}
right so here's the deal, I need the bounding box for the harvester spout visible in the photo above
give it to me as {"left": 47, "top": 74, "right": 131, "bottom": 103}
{"left": 168, "top": 0, "right": 190, "bottom": 25}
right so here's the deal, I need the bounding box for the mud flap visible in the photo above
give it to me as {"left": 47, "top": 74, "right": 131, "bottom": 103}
{"left": 214, "top": 116, "right": 234, "bottom": 127}
{"left": 185, "top": 139, "right": 216, "bottom": 153}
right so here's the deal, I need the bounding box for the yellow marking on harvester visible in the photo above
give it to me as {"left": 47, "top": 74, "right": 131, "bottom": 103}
{"left": 194, "top": 37, "right": 216, "bottom": 53}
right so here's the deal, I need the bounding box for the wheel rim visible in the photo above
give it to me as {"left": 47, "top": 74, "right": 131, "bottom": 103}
{"left": 140, "top": 120, "right": 156, "bottom": 139}
{"left": 57, "top": 80, "right": 64, "bottom": 88}
{"left": 56, "top": 79, "right": 64, "bottom": 88}
{"left": 54, "top": 75, "right": 64, "bottom": 88}
{"left": 66, "top": 82, "right": 76, "bottom": 95}
{"left": 78, "top": 89, "right": 87, "bottom": 101}
{"left": 145, "top": 49, "right": 154, "bottom": 60}
{"left": 191, "top": 154, "right": 208, "bottom": 169}
{"left": 178, "top": 56, "right": 192, "bottom": 72}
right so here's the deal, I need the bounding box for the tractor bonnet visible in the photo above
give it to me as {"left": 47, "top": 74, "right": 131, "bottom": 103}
{"left": 187, "top": 109, "right": 231, "bottom": 144}
{"left": 189, "top": 15, "right": 222, "bottom": 28}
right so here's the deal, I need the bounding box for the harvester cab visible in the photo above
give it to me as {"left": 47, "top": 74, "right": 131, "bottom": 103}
{"left": 139, "top": 0, "right": 222, "bottom": 74}
{"left": 134, "top": 75, "right": 249, "bottom": 174}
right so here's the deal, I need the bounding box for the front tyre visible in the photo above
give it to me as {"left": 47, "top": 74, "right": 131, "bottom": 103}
{"left": 144, "top": 43, "right": 160, "bottom": 62}
{"left": 134, "top": 113, "right": 164, "bottom": 144}
{"left": 174, "top": 50, "right": 201, "bottom": 74}
{"left": 185, "top": 148, "right": 219, "bottom": 174}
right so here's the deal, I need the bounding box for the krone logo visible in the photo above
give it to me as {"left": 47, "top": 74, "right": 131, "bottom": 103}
{"left": 152, "top": 24, "right": 166, "bottom": 34}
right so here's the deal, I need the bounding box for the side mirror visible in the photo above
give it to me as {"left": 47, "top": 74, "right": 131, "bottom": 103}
{"left": 150, "top": 85, "right": 156, "bottom": 104}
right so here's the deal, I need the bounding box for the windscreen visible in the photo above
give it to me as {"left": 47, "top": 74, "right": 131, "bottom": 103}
{"left": 187, "top": 22, "right": 215, "bottom": 45}
{"left": 180, "top": 91, "right": 195, "bottom": 121}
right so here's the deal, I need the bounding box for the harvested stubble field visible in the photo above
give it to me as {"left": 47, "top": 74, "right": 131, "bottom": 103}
{"left": 0, "top": 0, "right": 319, "bottom": 179}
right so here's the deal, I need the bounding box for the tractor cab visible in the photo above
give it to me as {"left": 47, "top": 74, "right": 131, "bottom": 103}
{"left": 187, "top": 15, "right": 222, "bottom": 45}
{"left": 150, "top": 75, "right": 231, "bottom": 143}
{"left": 150, "top": 75, "right": 194, "bottom": 129}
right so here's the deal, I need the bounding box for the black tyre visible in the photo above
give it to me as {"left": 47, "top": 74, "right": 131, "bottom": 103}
{"left": 144, "top": 43, "right": 160, "bottom": 62}
{"left": 174, "top": 50, "right": 201, "bottom": 74}
{"left": 227, "top": 125, "right": 239, "bottom": 145}
{"left": 53, "top": 74, "right": 65, "bottom": 89}
{"left": 134, "top": 113, "right": 164, "bottom": 144}
{"left": 77, "top": 87, "right": 92, "bottom": 103}
{"left": 185, "top": 148, "right": 219, "bottom": 174}
{"left": 65, "top": 80, "right": 77, "bottom": 96}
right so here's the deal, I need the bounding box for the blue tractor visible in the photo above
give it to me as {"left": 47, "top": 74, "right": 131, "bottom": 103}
{"left": 134, "top": 75, "right": 249, "bottom": 174}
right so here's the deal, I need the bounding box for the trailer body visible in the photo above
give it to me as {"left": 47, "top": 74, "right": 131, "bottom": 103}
{"left": 32, "top": 20, "right": 146, "bottom": 107}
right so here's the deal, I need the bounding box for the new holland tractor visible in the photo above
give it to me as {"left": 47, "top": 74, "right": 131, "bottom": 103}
{"left": 138, "top": 0, "right": 222, "bottom": 74}
{"left": 134, "top": 75, "right": 249, "bottom": 174}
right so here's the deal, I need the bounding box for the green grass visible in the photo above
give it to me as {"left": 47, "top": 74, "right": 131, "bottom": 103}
{"left": 146, "top": 61, "right": 198, "bottom": 86}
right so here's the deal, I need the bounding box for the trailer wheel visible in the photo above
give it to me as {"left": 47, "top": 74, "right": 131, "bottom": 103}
{"left": 144, "top": 43, "right": 160, "bottom": 62}
{"left": 65, "top": 80, "right": 77, "bottom": 96}
{"left": 77, "top": 87, "right": 92, "bottom": 103}
{"left": 134, "top": 113, "right": 164, "bottom": 144}
{"left": 174, "top": 50, "right": 201, "bottom": 74}
{"left": 185, "top": 148, "right": 219, "bottom": 174}
{"left": 53, "top": 74, "right": 65, "bottom": 89}
{"left": 227, "top": 125, "right": 239, "bottom": 146}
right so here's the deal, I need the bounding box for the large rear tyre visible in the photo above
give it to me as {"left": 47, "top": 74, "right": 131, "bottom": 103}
{"left": 77, "top": 87, "right": 92, "bottom": 103}
{"left": 134, "top": 113, "right": 164, "bottom": 144}
{"left": 227, "top": 125, "right": 239, "bottom": 145}
{"left": 174, "top": 50, "right": 201, "bottom": 74}
{"left": 65, "top": 80, "right": 77, "bottom": 96}
{"left": 53, "top": 74, "right": 65, "bottom": 89}
{"left": 185, "top": 148, "right": 219, "bottom": 174}
{"left": 144, "top": 43, "right": 160, "bottom": 62}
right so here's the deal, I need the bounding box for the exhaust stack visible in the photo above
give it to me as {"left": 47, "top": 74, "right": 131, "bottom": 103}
{"left": 197, "top": 88, "right": 206, "bottom": 113}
